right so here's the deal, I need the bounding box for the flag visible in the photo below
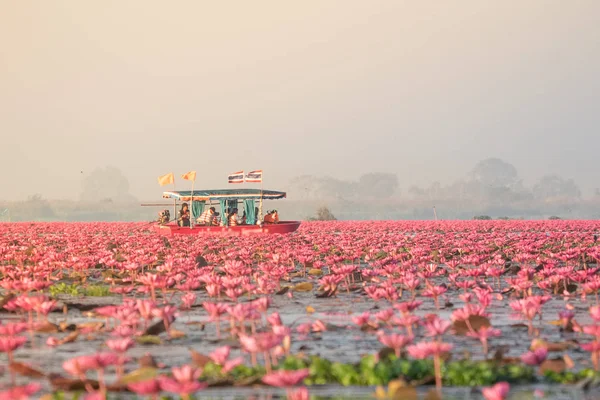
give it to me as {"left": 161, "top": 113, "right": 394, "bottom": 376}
{"left": 228, "top": 171, "right": 244, "bottom": 184}
{"left": 181, "top": 171, "right": 196, "bottom": 181}
{"left": 245, "top": 170, "right": 263, "bottom": 183}
{"left": 158, "top": 172, "right": 174, "bottom": 186}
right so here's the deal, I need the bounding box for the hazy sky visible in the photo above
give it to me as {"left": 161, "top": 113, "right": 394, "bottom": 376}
{"left": 1, "top": 1, "right": 599, "bottom": 201}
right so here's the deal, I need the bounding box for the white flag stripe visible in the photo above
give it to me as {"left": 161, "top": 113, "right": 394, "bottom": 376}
{"left": 245, "top": 170, "right": 263, "bottom": 182}
{"left": 228, "top": 171, "right": 244, "bottom": 183}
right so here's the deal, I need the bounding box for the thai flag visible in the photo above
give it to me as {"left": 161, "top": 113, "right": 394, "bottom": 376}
{"left": 228, "top": 171, "right": 244, "bottom": 183}
{"left": 245, "top": 170, "right": 263, "bottom": 183}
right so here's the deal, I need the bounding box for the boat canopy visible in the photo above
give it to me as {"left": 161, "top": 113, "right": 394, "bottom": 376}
{"left": 162, "top": 189, "right": 286, "bottom": 202}
{"left": 162, "top": 189, "right": 285, "bottom": 226}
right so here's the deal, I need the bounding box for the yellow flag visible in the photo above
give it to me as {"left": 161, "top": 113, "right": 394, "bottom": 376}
{"left": 158, "top": 172, "right": 174, "bottom": 186}
{"left": 181, "top": 171, "right": 196, "bottom": 181}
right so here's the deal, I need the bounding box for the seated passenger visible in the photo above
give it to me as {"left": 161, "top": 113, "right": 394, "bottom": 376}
{"left": 158, "top": 209, "right": 170, "bottom": 225}
{"left": 240, "top": 210, "right": 247, "bottom": 225}
{"left": 197, "top": 207, "right": 217, "bottom": 226}
{"left": 228, "top": 208, "right": 239, "bottom": 226}
{"left": 177, "top": 203, "right": 190, "bottom": 227}
{"left": 263, "top": 210, "right": 279, "bottom": 224}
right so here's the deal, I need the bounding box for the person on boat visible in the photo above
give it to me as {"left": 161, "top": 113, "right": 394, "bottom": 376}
{"left": 255, "top": 207, "right": 261, "bottom": 225}
{"left": 197, "top": 207, "right": 217, "bottom": 226}
{"left": 263, "top": 210, "right": 279, "bottom": 224}
{"left": 157, "top": 209, "right": 170, "bottom": 225}
{"left": 228, "top": 208, "right": 239, "bottom": 226}
{"left": 239, "top": 210, "right": 247, "bottom": 225}
{"left": 177, "top": 203, "right": 190, "bottom": 227}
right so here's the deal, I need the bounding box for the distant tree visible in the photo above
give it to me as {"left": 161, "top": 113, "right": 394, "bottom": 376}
{"left": 426, "top": 181, "right": 442, "bottom": 201}
{"left": 290, "top": 173, "right": 398, "bottom": 200}
{"left": 532, "top": 175, "right": 581, "bottom": 201}
{"left": 308, "top": 206, "right": 337, "bottom": 221}
{"left": 407, "top": 185, "right": 426, "bottom": 199}
{"left": 548, "top": 216, "right": 562, "bottom": 220}
{"left": 23, "top": 194, "right": 55, "bottom": 220}
{"left": 357, "top": 173, "right": 399, "bottom": 198}
{"left": 80, "top": 166, "right": 137, "bottom": 203}
{"left": 470, "top": 158, "right": 519, "bottom": 188}
{"left": 288, "top": 175, "right": 320, "bottom": 199}
{"left": 317, "top": 177, "right": 356, "bottom": 200}
{"left": 288, "top": 175, "right": 355, "bottom": 200}
{"left": 473, "top": 215, "right": 492, "bottom": 220}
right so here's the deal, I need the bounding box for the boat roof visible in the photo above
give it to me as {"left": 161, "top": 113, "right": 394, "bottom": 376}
{"left": 162, "top": 189, "right": 286, "bottom": 202}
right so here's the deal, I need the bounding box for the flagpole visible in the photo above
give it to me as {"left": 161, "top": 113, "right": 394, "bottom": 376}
{"left": 173, "top": 180, "right": 176, "bottom": 225}
{"left": 190, "top": 178, "right": 195, "bottom": 229}
{"left": 259, "top": 171, "right": 264, "bottom": 226}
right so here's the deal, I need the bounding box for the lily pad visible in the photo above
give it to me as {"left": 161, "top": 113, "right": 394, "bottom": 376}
{"left": 135, "top": 335, "right": 162, "bottom": 345}
{"left": 118, "top": 367, "right": 158, "bottom": 385}
{"left": 293, "top": 282, "right": 314, "bottom": 292}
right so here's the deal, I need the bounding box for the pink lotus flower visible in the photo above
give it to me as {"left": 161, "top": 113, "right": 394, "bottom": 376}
{"left": 377, "top": 331, "right": 413, "bottom": 357}
{"left": 222, "top": 356, "right": 244, "bottom": 373}
{"left": 466, "top": 326, "right": 502, "bottom": 356}
{"left": 111, "top": 324, "right": 136, "bottom": 338}
{"left": 62, "top": 353, "right": 119, "bottom": 377}
{"left": 209, "top": 346, "right": 231, "bottom": 365}
{"left": 407, "top": 341, "right": 453, "bottom": 359}
{"left": 422, "top": 285, "right": 447, "bottom": 309}
{"left": 63, "top": 355, "right": 98, "bottom": 377}
{"left": 351, "top": 312, "right": 371, "bottom": 326}
{"left": 520, "top": 347, "right": 548, "bottom": 366}
{"left": 158, "top": 364, "right": 207, "bottom": 395}
{"left": 262, "top": 369, "right": 310, "bottom": 387}
{"left": 180, "top": 292, "right": 197, "bottom": 309}
{"left": 239, "top": 332, "right": 282, "bottom": 353}
{"left": 0, "top": 336, "right": 27, "bottom": 353}
{"left": 296, "top": 323, "right": 312, "bottom": 335}
{"left": 287, "top": 386, "right": 310, "bottom": 400}
{"left": 482, "top": 382, "right": 510, "bottom": 400}
{"left": 127, "top": 378, "right": 161, "bottom": 395}
{"left": 0, "top": 321, "right": 28, "bottom": 336}
{"left": 0, "top": 382, "right": 41, "bottom": 400}
{"left": 407, "top": 341, "right": 453, "bottom": 394}
{"left": 172, "top": 364, "right": 202, "bottom": 382}
{"left": 424, "top": 317, "right": 452, "bottom": 337}
{"left": 159, "top": 376, "right": 207, "bottom": 395}
{"left": 267, "top": 312, "right": 283, "bottom": 326}
{"left": 273, "top": 324, "right": 291, "bottom": 337}
{"left": 106, "top": 337, "right": 135, "bottom": 353}
{"left": 393, "top": 300, "right": 422, "bottom": 315}
{"left": 590, "top": 305, "right": 600, "bottom": 322}
{"left": 581, "top": 341, "right": 600, "bottom": 370}
{"left": 83, "top": 392, "right": 106, "bottom": 400}
{"left": 312, "top": 320, "right": 327, "bottom": 332}
{"left": 374, "top": 308, "right": 395, "bottom": 323}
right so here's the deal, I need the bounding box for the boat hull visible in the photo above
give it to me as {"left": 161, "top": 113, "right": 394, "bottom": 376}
{"left": 153, "top": 221, "right": 301, "bottom": 236}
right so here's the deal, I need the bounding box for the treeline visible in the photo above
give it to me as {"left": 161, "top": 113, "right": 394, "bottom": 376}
{"left": 2, "top": 195, "right": 600, "bottom": 222}
{"left": 2, "top": 158, "right": 599, "bottom": 222}
{"left": 284, "top": 158, "right": 600, "bottom": 220}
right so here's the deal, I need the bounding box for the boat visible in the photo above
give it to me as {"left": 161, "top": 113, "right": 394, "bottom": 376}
{"left": 150, "top": 188, "right": 301, "bottom": 236}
